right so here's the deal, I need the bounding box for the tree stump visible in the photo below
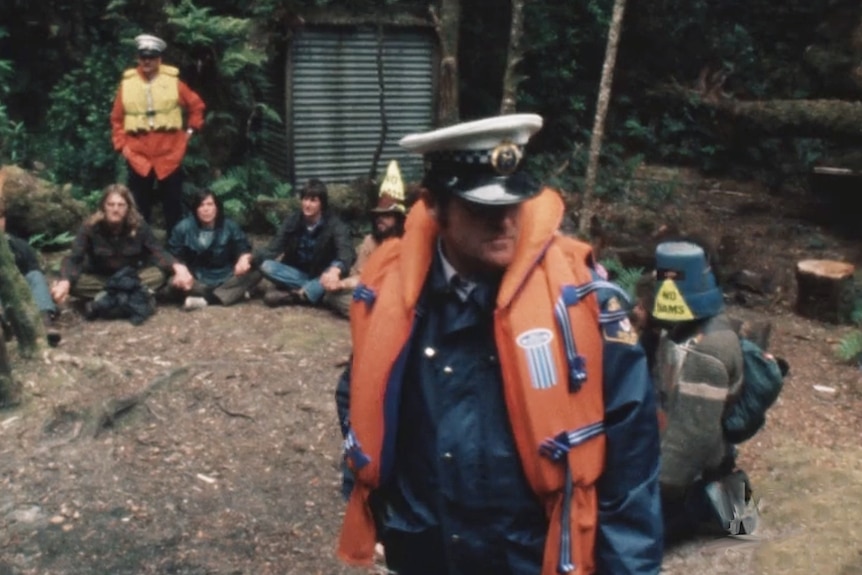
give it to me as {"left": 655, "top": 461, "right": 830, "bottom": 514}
{"left": 795, "top": 259, "right": 856, "bottom": 324}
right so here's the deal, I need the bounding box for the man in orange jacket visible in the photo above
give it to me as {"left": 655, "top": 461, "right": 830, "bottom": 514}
{"left": 335, "top": 114, "right": 662, "bottom": 575}
{"left": 110, "top": 34, "right": 205, "bottom": 234}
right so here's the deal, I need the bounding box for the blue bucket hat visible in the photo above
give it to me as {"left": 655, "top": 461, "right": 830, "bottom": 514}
{"left": 399, "top": 114, "right": 543, "bottom": 206}
{"left": 652, "top": 241, "right": 724, "bottom": 321}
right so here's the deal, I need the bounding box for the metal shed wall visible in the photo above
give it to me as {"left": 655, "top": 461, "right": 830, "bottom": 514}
{"left": 288, "top": 27, "right": 435, "bottom": 186}
{"left": 258, "top": 61, "right": 290, "bottom": 180}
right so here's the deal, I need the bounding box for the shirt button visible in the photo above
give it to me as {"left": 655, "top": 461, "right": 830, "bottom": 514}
{"left": 488, "top": 354, "right": 497, "bottom": 363}
{"left": 443, "top": 366, "right": 453, "bottom": 375}
{"left": 424, "top": 347, "right": 436, "bottom": 358}
{"left": 450, "top": 533, "right": 460, "bottom": 543}
{"left": 442, "top": 452, "right": 453, "bottom": 460}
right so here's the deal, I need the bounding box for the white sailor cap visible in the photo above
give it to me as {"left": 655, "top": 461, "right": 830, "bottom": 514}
{"left": 135, "top": 34, "right": 166, "bottom": 57}
{"left": 399, "top": 113, "right": 543, "bottom": 205}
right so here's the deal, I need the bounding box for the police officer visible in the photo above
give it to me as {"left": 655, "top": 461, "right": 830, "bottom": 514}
{"left": 110, "top": 34, "right": 205, "bottom": 234}
{"left": 335, "top": 114, "right": 663, "bottom": 575}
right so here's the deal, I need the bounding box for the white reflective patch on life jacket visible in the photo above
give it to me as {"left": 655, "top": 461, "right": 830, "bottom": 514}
{"left": 516, "top": 328, "right": 557, "bottom": 389}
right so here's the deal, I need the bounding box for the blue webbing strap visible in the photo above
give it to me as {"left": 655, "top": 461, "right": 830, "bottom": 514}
{"left": 538, "top": 422, "right": 605, "bottom": 574}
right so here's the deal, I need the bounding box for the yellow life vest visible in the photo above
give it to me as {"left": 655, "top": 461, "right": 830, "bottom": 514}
{"left": 121, "top": 65, "right": 182, "bottom": 132}
{"left": 338, "top": 189, "right": 607, "bottom": 575}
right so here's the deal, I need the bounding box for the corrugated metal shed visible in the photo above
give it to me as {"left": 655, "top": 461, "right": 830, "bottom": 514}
{"left": 287, "top": 27, "right": 436, "bottom": 186}
{"left": 258, "top": 63, "right": 290, "bottom": 180}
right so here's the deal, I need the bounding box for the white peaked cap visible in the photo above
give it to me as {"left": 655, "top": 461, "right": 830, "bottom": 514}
{"left": 135, "top": 34, "right": 167, "bottom": 54}
{"left": 398, "top": 114, "right": 544, "bottom": 206}
{"left": 399, "top": 114, "right": 542, "bottom": 154}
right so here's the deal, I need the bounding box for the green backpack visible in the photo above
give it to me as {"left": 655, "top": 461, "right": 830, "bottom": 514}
{"left": 722, "top": 338, "right": 787, "bottom": 444}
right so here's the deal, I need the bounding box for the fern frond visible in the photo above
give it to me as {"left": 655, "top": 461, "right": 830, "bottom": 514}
{"left": 835, "top": 331, "right": 862, "bottom": 363}
{"left": 599, "top": 257, "right": 645, "bottom": 300}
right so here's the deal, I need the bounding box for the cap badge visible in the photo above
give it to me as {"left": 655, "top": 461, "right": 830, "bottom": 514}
{"left": 490, "top": 141, "right": 522, "bottom": 175}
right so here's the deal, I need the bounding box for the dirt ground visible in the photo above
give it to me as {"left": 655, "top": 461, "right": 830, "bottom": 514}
{"left": 1, "top": 171, "right": 861, "bottom": 575}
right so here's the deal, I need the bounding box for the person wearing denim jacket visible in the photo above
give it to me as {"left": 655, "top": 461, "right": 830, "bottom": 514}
{"left": 253, "top": 178, "right": 354, "bottom": 307}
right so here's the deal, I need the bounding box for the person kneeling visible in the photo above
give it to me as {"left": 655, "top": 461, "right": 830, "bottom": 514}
{"left": 648, "top": 240, "right": 759, "bottom": 539}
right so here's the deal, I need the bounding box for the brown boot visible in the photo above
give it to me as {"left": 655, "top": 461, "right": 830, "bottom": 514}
{"left": 263, "top": 288, "right": 299, "bottom": 307}
{"left": 41, "top": 312, "right": 61, "bottom": 347}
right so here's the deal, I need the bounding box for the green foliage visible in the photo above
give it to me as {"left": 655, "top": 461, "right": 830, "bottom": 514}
{"left": 12, "top": 0, "right": 290, "bottom": 211}
{"left": 0, "top": 116, "right": 29, "bottom": 166}
{"left": 610, "top": 0, "right": 838, "bottom": 179}
{"left": 0, "top": 0, "right": 853, "bottom": 215}
{"left": 265, "top": 209, "right": 284, "bottom": 231}
{"left": 835, "top": 295, "right": 862, "bottom": 364}
{"left": 27, "top": 231, "right": 74, "bottom": 250}
{"left": 43, "top": 49, "right": 122, "bottom": 192}
{"left": 836, "top": 330, "right": 862, "bottom": 363}
{"left": 518, "top": 2, "right": 612, "bottom": 147}
{"left": 0, "top": 27, "right": 25, "bottom": 165}
{"left": 209, "top": 157, "right": 292, "bottom": 221}
{"left": 804, "top": 234, "right": 828, "bottom": 250}
{"left": 641, "top": 178, "right": 680, "bottom": 209}
{"left": 78, "top": 188, "right": 107, "bottom": 212}
{"left": 600, "top": 257, "right": 645, "bottom": 300}
{"left": 161, "top": 0, "right": 286, "bottom": 194}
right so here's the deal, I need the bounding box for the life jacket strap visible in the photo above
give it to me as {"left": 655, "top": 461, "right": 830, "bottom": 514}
{"left": 558, "top": 464, "right": 576, "bottom": 574}
{"left": 539, "top": 421, "right": 604, "bottom": 574}
{"left": 557, "top": 279, "right": 633, "bottom": 391}
{"left": 343, "top": 428, "right": 371, "bottom": 469}
{"left": 565, "top": 279, "right": 633, "bottom": 320}
{"left": 562, "top": 278, "right": 631, "bottom": 306}
{"left": 558, "top": 279, "right": 627, "bottom": 391}
{"left": 352, "top": 284, "right": 376, "bottom": 307}
{"left": 554, "top": 294, "right": 588, "bottom": 391}
{"left": 539, "top": 421, "right": 605, "bottom": 461}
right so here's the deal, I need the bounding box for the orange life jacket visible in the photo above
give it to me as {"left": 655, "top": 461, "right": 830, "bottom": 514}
{"left": 338, "top": 188, "right": 608, "bottom": 575}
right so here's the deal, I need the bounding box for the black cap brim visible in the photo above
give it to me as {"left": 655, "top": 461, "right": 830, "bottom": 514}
{"left": 138, "top": 50, "right": 162, "bottom": 58}
{"left": 424, "top": 170, "right": 540, "bottom": 206}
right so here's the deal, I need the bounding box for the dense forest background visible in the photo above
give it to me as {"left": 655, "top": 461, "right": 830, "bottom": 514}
{"left": 2, "top": 0, "right": 861, "bottom": 228}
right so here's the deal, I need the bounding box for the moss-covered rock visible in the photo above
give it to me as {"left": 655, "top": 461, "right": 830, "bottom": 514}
{"left": 0, "top": 165, "right": 89, "bottom": 242}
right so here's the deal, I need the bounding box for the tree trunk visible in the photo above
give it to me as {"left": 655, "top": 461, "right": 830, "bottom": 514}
{"left": 579, "top": 0, "right": 627, "bottom": 237}
{"left": 0, "top": 231, "right": 43, "bottom": 358}
{"left": 500, "top": 0, "right": 527, "bottom": 114}
{"left": 431, "top": 0, "right": 461, "bottom": 126}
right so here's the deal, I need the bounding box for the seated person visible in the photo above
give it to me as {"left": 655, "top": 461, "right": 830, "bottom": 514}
{"left": 322, "top": 162, "right": 407, "bottom": 317}
{"left": 0, "top": 207, "right": 61, "bottom": 346}
{"left": 648, "top": 239, "right": 757, "bottom": 539}
{"left": 167, "top": 189, "right": 260, "bottom": 310}
{"left": 253, "top": 178, "right": 354, "bottom": 307}
{"left": 50, "top": 184, "right": 192, "bottom": 310}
